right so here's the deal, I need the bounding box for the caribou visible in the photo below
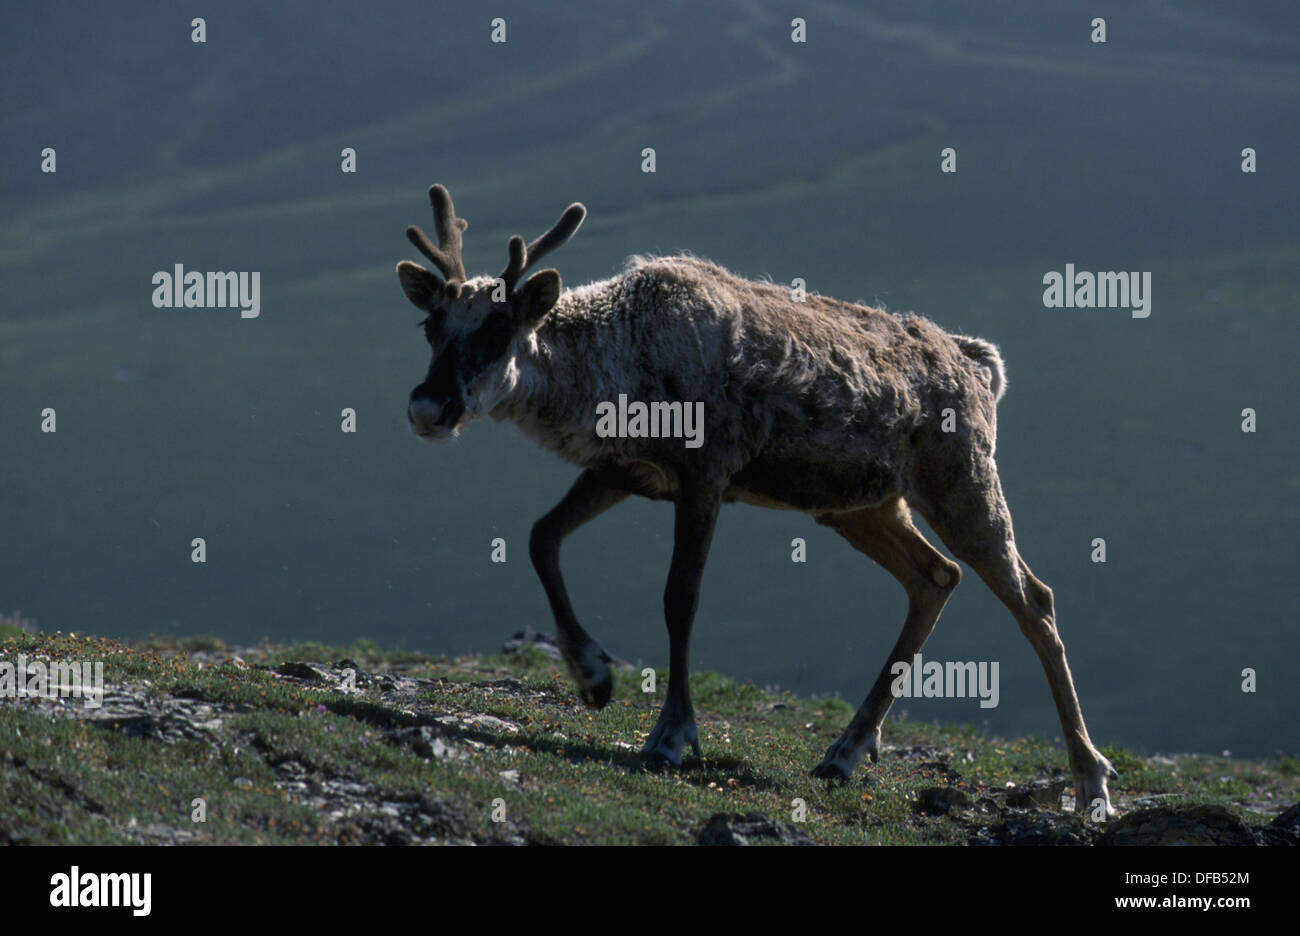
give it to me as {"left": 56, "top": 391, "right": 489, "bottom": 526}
{"left": 396, "top": 184, "right": 1116, "bottom": 816}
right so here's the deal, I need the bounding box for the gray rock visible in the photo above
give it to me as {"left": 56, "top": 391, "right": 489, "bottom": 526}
{"left": 1101, "top": 805, "right": 1260, "bottom": 846}
{"left": 697, "top": 812, "right": 813, "bottom": 846}
{"left": 276, "top": 661, "right": 333, "bottom": 683}
{"left": 386, "top": 725, "right": 457, "bottom": 760}
{"left": 972, "top": 810, "right": 1095, "bottom": 846}
{"left": 1266, "top": 802, "right": 1300, "bottom": 844}
{"left": 915, "top": 786, "right": 971, "bottom": 815}
{"left": 1000, "top": 777, "right": 1069, "bottom": 810}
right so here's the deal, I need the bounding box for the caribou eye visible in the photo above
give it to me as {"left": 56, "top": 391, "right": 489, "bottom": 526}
{"left": 418, "top": 308, "right": 447, "bottom": 334}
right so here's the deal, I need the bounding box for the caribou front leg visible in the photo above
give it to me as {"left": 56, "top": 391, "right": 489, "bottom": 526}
{"left": 530, "top": 469, "right": 629, "bottom": 708}
{"left": 643, "top": 479, "right": 722, "bottom": 767}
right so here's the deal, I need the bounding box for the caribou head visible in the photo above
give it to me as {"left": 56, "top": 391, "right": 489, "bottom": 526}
{"left": 397, "top": 184, "right": 585, "bottom": 440}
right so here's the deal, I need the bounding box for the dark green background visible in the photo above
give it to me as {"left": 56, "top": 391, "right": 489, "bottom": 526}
{"left": 2, "top": 1, "right": 1296, "bottom": 755}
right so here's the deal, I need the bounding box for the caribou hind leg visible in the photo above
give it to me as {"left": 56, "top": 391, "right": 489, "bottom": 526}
{"left": 529, "top": 469, "right": 629, "bottom": 708}
{"left": 811, "top": 498, "right": 962, "bottom": 779}
{"left": 918, "top": 458, "right": 1117, "bottom": 816}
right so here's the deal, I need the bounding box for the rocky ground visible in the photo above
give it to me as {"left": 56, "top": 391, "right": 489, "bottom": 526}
{"left": 1, "top": 626, "right": 1297, "bottom": 845}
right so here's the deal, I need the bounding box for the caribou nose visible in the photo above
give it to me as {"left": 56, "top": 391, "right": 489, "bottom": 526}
{"left": 408, "top": 396, "right": 445, "bottom": 435}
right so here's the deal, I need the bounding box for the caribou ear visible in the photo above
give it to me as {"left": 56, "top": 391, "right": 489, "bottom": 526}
{"left": 514, "top": 269, "right": 562, "bottom": 329}
{"left": 397, "top": 261, "right": 444, "bottom": 312}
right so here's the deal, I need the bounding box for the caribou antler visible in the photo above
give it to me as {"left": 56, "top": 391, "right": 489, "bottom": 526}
{"left": 500, "top": 202, "right": 587, "bottom": 296}
{"left": 406, "top": 184, "right": 469, "bottom": 284}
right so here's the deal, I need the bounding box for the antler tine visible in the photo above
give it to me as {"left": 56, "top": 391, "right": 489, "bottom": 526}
{"left": 404, "top": 226, "right": 448, "bottom": 276}
{"left": 500, "top": 235, "right": 526, "bottom": 293}
{"left": 405, "top": 184, "right": 469, "bottom": 283}
{"left": 523, "top": 203, "right": 585, "bottom": 276}
{"left": 429, "top": 184, "right": 468, "bottom": 281}
{"left": 500, "top": 203, "right": 587, "bottom": 294}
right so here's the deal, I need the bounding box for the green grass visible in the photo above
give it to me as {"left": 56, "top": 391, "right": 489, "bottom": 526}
{"left": 2, "top": 630, "right": 1295, "bottom": 845}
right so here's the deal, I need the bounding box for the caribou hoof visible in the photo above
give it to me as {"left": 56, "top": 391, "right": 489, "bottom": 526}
{"left": 563, "top": 640, "right": 614, "bottom": 710}
{"left": 641, "top": 711, "right": 701, "bottom": 768}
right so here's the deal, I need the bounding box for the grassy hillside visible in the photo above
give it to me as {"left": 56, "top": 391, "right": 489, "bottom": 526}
{"left": 2, "top": 623, "right": 1296, "bottom": 845}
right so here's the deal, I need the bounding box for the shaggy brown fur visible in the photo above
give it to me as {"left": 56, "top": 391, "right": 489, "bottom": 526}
{"left": 397, "top": 187, "right": 1116, "bottom": 818}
